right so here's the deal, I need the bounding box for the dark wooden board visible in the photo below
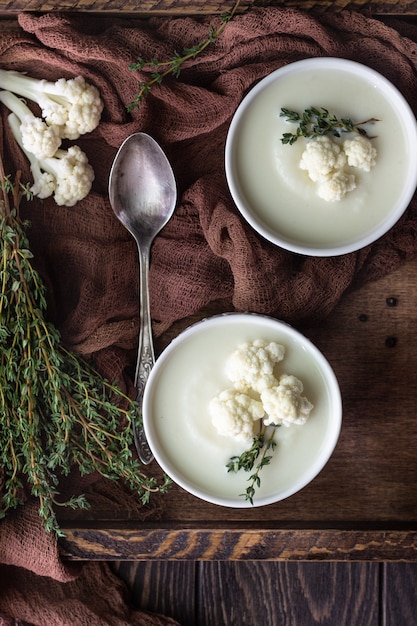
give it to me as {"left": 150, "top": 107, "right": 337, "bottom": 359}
{"left": 58, "top": 257, "right": 417, "bottom": 561}
{"left": 112, "top": 561, "right": 417, "bottom": 625}
{"left": 112, "top": 561, "right": 383, "bottom": 625}
{"left": 1, "top": 9, "right": 416, "bottom": 562}
{"left": 198, "top": 561, "right": 380, "bottom": 625}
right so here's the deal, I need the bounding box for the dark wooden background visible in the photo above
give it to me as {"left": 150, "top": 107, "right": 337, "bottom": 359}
{"left": 111, "top": 561, "right": 417, "bottom": 625}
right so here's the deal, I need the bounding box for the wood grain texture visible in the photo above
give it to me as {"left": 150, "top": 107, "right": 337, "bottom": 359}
{"left": 111, "top": 561, "right": 417, "bottom": 625}
{"left": 111, "top": 561, "right": 382, "bottom": 625}
{"left": 198, "top": 562, "right": 380, "bottom": 625}
{"left": 58, "top": 528, "right": 417, "bottom": 561}
{"left": 0, "top": 0, "right": 416, "bottom": 15}
{"left": 383, "top": 563, "right": 417, "bottom": 625}
{"left": 112, "top": 560, "right": 196, "bottom": 626}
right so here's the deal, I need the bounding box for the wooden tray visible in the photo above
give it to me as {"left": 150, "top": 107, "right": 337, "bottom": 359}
{"left": 57, "top": 257, "right": 417, "bottom": 561}
{"left": 1, "top": 5, "right": 416, "bottom": 562}
{"left": 1, "top": 0, "right": 417, "bottom": 16}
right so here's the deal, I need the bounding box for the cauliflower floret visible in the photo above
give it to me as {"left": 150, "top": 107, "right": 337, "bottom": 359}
{"left": 20, "top": 115, "right": 61, "bottom": 160}
{"left": 0, "top": 90, "right": 61, "bottom": 159}
{"left": 40, "top": 145, "right": 95, "bottom": 207}
{"left": 261, "top": 374, "right": 313, "bottom": 427}
{"left": 40, "top": 76, "right": 103, "bottom": 140}
{"left": 209, "top": 388, "right": 265, "bottom": 442}
{"left": 299, "top": 136, "right": 347, "bottom": 182}
{"left": 317, "top": 169, "right": 356, "bottom": 202}
{"left": 0, "top": 70, "right": 103, "bottom": 140}
{"left": 225, "top": 339, "right": 285, "bottom": 393}
{"left": 343, "top": 135, "right": 377, "bottom": 172}
{"left": 8, "top": 112, "right": 94, "bottom": 207}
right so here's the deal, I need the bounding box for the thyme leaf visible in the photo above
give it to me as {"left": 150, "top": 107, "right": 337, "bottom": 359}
{"left": 0, "top": 156, "right": 171, "bottom": 537}
{"left": 226, "top": 426, "right": 278, "bottom": 504}
{"left": 280, "top": 106, "right": 379, "bottom": 145}
{"left": 127, "top": 0, "right": 241, "bottom": 110}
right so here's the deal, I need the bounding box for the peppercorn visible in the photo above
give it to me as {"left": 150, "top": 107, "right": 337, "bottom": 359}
{"left": 385, "top": 336, "right": 397, "bottom": 348}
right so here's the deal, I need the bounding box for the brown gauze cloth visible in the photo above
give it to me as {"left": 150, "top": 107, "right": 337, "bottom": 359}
{"left": 1, "top": 7, "right": 417, "bottom": 626}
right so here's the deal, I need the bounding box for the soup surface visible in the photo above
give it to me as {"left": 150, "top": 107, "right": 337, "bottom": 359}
{"left": 232, "top": 66, "right": 411, "bottom": 248}
{"left": 144, "top": 316, "right": 341, "bottom": 506}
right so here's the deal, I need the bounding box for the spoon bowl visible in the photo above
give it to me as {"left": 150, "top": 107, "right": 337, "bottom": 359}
{"left": 110, "top": 133, "right": 176, "bottom": 238}
{"left": 109, "top": 132, "right": 177, "bottom": 464}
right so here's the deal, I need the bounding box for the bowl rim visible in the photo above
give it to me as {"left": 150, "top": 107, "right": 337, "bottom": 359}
{"left": 143, "top": 312, "right": 343, "bottom": 508}
{"left": 225, "top": 56, "right": 417, "bottom": 257}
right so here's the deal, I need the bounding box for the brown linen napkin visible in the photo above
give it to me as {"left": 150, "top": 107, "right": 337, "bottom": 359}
{"left": 0, "top": 560, "right": 179, "bottom": 626}
{"left": 1, "top": 7, "right": 417, "bottom": 625}
{"left": 8, "top": 8, "right": 417, "bottom": 345}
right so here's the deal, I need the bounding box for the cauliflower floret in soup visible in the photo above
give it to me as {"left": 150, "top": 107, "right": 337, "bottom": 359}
{"left": 209, "top": 388, "right": 265, "bottom": 442}
{"left": 225, "top": 339, "right": 285, "bottom": 393}
{"left": 318, "top": 169, "right": 356, "bottom": 202}
{"left": 343, "top": 135, "right": 377, "bottom": 172}
{"left": 299, "top": 136, "right": 347, "bottom": 182}
{"left": 261, "top": 374, "right": 313, "bottom": 427}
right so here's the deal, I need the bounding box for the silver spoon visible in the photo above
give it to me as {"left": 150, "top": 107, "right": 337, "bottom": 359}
{"left": 108, "top": 133, "right": 177, "bottom": 464}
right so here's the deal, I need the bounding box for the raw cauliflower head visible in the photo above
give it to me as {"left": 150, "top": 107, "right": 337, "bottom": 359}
{"left": 261, "top": 374, "right": 313, "bottom": 428}
{"left": 299, "top": 135, "right": 347, "bottom": 182}
{"left": 343, "top": 135, "right": 377, "bottom": 172}
{"left": 209, "top": 389, "right": 265, "bottom": 442}
{"left": 225, "top": 339, "right": 285, "bottom": 393}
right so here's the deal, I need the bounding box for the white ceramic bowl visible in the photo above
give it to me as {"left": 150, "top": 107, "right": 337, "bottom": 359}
{"left": 143, "top": 313, "right": 342, "bottom": 507}
{"left": 225, "top": 57, "right": 417, "bottom": 256}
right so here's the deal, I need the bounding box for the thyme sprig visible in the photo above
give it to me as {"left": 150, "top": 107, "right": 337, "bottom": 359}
{"left": 280, "top": 107, "right": 379, "bottom": 145}
{"left": 0, "top": 159, "right": 170, "bottom": 536}
{"left": 127, "top": 0, "right": 241, "bottom": 110}
{"left": 226, "top": 426, "right": 278, "bottom": 504}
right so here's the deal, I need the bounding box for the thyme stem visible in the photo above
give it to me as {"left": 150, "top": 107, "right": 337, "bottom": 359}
{"left": 226, "top": 425, "right": 278, "bottom": 504}
{"left": 127, "top": 0, "right": 241, "bottom": 110}
{"left": 280, "top": 106, "right": 379, "bottom": 145}
{"left": 0, "top": 155, "right": 171, "bottom": 536}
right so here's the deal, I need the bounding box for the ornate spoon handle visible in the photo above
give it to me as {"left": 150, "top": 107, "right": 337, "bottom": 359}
{"left": 133, "top": 241, "right": 155, "bottom": 465}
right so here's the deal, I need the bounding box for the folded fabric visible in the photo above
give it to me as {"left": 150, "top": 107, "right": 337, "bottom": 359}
{"left": 0, "top": 561, "right": 179, "bottom": 626}
{"left": 1, "top": 7, "right": 417, "bottom": 625}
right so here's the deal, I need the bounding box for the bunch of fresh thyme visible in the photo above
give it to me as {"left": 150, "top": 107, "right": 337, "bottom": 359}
{"left": 280, "top": 107, "right": 379, "bottom": 145}
{"left": 226, "top": 426, "right": 278, "bottom": 504}
{"left": 127, "top": 0, "right": 241, "bottom": 110}
{"left": 0, "top": 158, "right": 170, "bottom": 536}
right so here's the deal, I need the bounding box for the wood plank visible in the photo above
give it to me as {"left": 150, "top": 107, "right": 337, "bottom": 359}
{"left": 382, "top": 563, "right": 417, "bottom": 625}
{"left": 0, "top": 0, "right": 416, "bottom": 15}
{"left": 58, "top": 527, "right": 417, "bottom": 561}
{"left": 111, "top": 560, "right": 197, "bottom": 626}
{"left": 109, "top": 561, "right": 382, "bottom": 625}
{"left": 198, "top": 562, "right": 380, "bottom": 625}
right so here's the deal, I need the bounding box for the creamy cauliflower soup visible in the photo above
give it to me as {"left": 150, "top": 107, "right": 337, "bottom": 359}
{"left": 226, "top": 58, "right": 417, "bottom": 255}
{"left": 143, "top": 314, "right": 342, "bottom": 507}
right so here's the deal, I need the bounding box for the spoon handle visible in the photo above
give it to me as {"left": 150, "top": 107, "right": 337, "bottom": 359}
{"left": 133, "top": 242, "right": 155, "bottom": 465}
